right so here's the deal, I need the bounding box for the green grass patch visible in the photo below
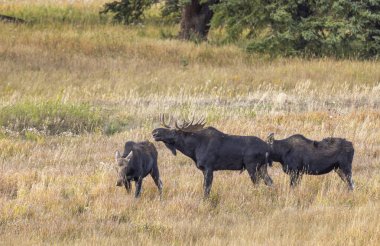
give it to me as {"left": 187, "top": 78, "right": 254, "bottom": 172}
{"left": 103, "top": 115, "right": 137, "bottom": 136}
{"left": 0, "top": 128, "right": 6, "bottom": 139}
{"left": 0, "top": 101, "right": 103, "bottom": 135}
{"left": 0, "top": 101, "right": 141, "bottom": 136}
{"left": 0, "top": 4, "right": 109, "bottom": 26}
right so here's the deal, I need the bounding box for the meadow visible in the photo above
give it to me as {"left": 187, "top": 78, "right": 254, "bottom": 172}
{"left": 0, "top": 1, "right": 380, "bottom": 245}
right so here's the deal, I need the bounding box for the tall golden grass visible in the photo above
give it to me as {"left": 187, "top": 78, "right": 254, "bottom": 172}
{"left": 0, "top": 1, "right": 380, "bottom": 245}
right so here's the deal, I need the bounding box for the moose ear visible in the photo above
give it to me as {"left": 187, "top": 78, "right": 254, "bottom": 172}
{"left": 125, "top": 151, "right": 133, "bottom": 161}
{"left": 115, "top": 150, "right": 121, "bottom": 162}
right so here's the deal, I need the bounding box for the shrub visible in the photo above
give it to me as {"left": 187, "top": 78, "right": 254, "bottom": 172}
{"left": 100, "top": 0, "right": 155, "bottom": 24}
{"left": 212, "top": 0, "right": 380, "bottom": 58}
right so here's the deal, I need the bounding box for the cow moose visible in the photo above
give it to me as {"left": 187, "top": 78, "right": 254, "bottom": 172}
{"left": 115, "top": 141, "right": 163, "bottom": 198}
{"left": 267, "top": 133, "right": 355, "bottom": 190}
{"left": 152, "top": 115, "right": 273, "bottom": 198}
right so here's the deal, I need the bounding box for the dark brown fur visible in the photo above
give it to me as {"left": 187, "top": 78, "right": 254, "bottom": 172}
{"left": 267, "top": 134, "right": 355, "bottom": 190}
{"left": 115, "top": 141, "right": 162, "bottom": 198}
{"left": 152, "top": 126, "right": 273, "bottom": 198}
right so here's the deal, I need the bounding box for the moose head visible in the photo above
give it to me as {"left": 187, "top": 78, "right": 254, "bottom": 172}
{"left": 114, "top": 150, "right": 133, "bottom": 187}
{"left": 151, "top": 114, "right": 206, "bottom": 156}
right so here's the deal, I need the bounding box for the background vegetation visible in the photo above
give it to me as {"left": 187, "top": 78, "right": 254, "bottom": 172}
{"left": 0, "top": 0, "right": 379, "bottom": 245}
{"left": 213, "top": 0, "right": 380, "bottom": 58}
{"left": 98, "top": 0, "right": 380, "bottom": 58}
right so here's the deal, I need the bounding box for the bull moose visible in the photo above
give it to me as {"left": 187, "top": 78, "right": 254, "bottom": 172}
{"left": 267, "top": 133, "right": 355, "bottom": 190}
{"left": 115, "top": 141, "right": 163, "bottom": 198}
{"left": 152, "top": 115, "right": 273, "bottom": 198}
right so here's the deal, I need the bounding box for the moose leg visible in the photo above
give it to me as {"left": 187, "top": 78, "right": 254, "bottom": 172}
{"left": 134, "top": 177, "right": 143, "bottom": 198}
{"left": 336, "top": 168, "right": 354, "bottom": 191}
{"left": 247, "top": 164, "right": 260, "bottom": 185}
{"left": 346, "top": 174, "right": 355, "bottom": 191}
{"left": 151, "top": 166, "right": 163, "bottom": 196}
{"left": 336, "top": 168, "right": 347, "bottom": 184}
{"left": 203, "top": 169, "right": 213, "bottom": 198}
{"left": 290, "top": 172, "right": 302, "bottom": 187}
{"left": 124, "top": 180, "right": 132, "bottom": 194}
{"left": 258, "top": 164, "right": 273, "bottom": 186}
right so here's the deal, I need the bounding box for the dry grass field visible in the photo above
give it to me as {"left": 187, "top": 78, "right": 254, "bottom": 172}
{"left": 0, "top": 1, "right": 380, "bottom": 245}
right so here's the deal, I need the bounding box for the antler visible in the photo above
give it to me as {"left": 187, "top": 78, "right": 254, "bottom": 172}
{"left": 174, "top": 115, "right": 206, "bottom": 132}
{"left": 160, "top": 114, "right": 173, "bottom": 128}
{"left": 159, "top": 114, "right": 206, "bottom": 132}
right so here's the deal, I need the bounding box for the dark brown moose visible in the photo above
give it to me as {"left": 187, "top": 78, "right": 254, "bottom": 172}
{"left": 115, "top": 141, "right": 162, "bottom": 198}
{"left": 152, "top": 115, "right": 273, "bottom": 198}
{"left": 267, "top": 133, "right": 355, "bottom": 190}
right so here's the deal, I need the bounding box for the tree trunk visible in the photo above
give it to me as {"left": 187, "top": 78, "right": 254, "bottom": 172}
{"left": 179, "top": 0, "right": 217, "bottom": 40}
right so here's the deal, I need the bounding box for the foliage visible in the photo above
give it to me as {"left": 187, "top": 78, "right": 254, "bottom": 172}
{"left": 212, "top": 0, "right": 380, "bottom": 58}
{"left": 101, "top": 0, "right": 378, "bottom": 58}
{"left": 100, "top": 0, "right": 155, "bottom": 24}
{"left": 356, "top": 0, "right": 380, "bottom": 58}
{"left": 161, "top": 0, "right": 182, "bottom": 23}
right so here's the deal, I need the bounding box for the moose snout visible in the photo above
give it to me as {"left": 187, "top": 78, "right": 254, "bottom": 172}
{"left": 152, "top": 129, "right": 159, "bottom": 137}
{"left": 152, "top": 129, "right": 162, "bottom": 140}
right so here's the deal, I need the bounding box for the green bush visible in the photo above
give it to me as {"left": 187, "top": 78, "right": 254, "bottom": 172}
{"left": 161, "top": 0, "right": 182, "bottom": 23}
{"left": 212, "top": 0, "right": 380, "bottom": 58}
{"left": 100, "top": 0, "right": 155, "bottom": 24}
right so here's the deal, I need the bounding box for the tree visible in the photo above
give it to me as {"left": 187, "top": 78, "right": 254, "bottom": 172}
{"left": 101, "top": 0, "right": 380, "bottom": 58}
{"left": 101, "top": 0, "right": 219, "bottom": 40}
{"left": 355, "top": 0, "right": 380, "bottom": 58}
{"left": 212, "top": 0, "right": 380, "bottom": 58}
{"left": 178, "top": 0, "right": 219, "bottom": 40}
